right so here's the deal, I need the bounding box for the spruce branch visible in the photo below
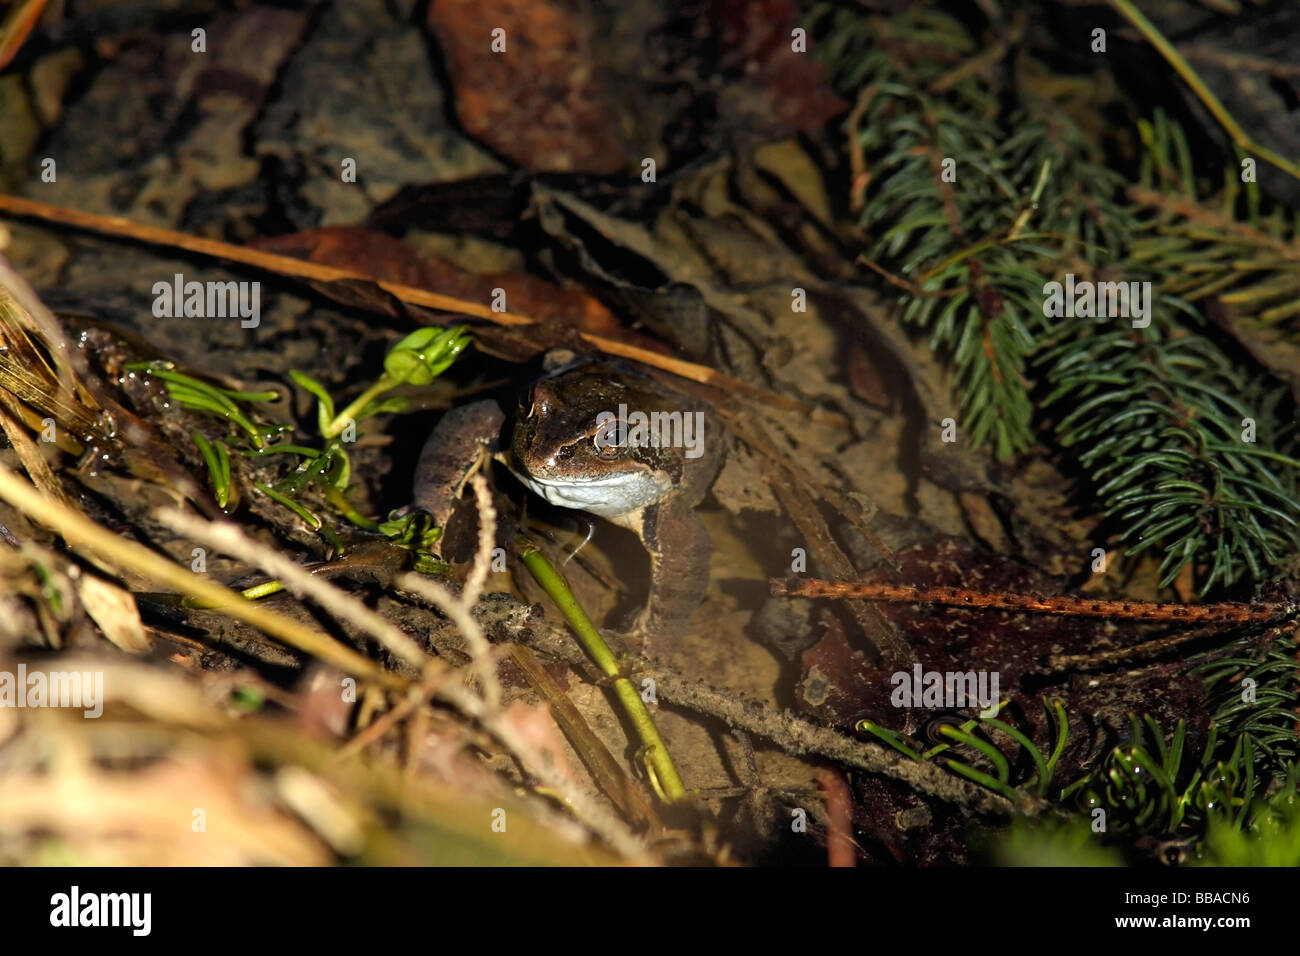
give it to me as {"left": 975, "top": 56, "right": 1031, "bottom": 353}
{"left": 1130, "top": 110, "right": 1300, "bottom": 327}
{"left": 1039, "top": 317, "right": 1300, "bottom": 592}
{"left": 813, "top": 3, "right": 1300, "bottom": 593}
{"left": 822, "top": 5, "right": 1129, "bottom": 458}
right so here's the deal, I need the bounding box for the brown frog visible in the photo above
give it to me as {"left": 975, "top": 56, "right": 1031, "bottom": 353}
{"left": 412, "top": 350, "right": 723, "bottom": 652}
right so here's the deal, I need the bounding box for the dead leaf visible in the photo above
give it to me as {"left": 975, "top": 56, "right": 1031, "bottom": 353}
{"left": 427, "top": 0, "right": 627, "bottom": 173}
{"left": 76, "top": 575, "right": 149, "bottom": 653}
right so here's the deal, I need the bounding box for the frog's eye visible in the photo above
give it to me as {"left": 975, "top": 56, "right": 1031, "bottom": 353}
{"left": 593, "top": 434, "right": 622, "bottom": 459}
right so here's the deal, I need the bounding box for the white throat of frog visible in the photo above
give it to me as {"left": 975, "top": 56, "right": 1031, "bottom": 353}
{"left": 510, "top": 466, "right": 673, "bottom": 518}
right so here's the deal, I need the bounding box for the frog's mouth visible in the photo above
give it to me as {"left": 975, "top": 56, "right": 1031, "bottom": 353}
{"left": 512, "top": 469, "right": 671, "bottom": 518}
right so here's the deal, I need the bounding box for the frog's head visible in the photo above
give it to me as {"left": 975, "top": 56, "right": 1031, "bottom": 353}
{"left": 508, "top": 355, "right": 689, "bottom": 518}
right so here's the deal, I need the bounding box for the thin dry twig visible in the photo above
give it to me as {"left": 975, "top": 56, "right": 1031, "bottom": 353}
{"left": 157, "top": 508, "right": 429, "bottom": 669}
{"left": 157, "top": 508, "right": 643, "bottom": 855}
{"left": 460, "top": 473, "right": 504, "bottom": 708}
{"left": 0, "top": 463, "right": 404, "bottom": 687}
{"left": 334, "top": 665, "right": 459, "bottom": 760}
{"left": 770, "top": 578, "right": 1292, "bottom": 624}
{"left": 462, "top": 474, "right": 496, "bottom": 608}
{"left": 398, "top": 574, "right": 501, "bottom": 712}
{"left": 0, "top": 194, "right": 846, "bottom": 425}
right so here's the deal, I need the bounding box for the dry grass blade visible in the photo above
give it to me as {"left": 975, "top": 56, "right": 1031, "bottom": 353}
{"left": 0, "top": 281, "right": 108, "bottom": 456}
{"left": 0, "top": 462, "right": 406, "bottom": 687}
{"left": 0, "top": 0, "right": 46, "bottom": 70}
{"left": 0, "top": 399, "right": 72, "bottom": 508}
{"left": 157, "top": 508, "right": 430, "bottom": 671}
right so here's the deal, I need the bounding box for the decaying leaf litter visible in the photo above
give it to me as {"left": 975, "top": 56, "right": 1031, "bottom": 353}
{"left": 0, "top": 0, "right": 1297, "bottom": 865}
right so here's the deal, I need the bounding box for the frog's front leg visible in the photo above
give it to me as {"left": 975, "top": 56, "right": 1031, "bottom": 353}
{"left": 619, "top": 499, "right": 713, "bottom": 658}
{"left": 411, "top": 400, "right": 505, "bottom": 536}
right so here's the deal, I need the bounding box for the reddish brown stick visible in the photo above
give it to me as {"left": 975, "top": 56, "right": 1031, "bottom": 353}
{"left": 770, "top": 579, "right": 1293, "bottom": 624}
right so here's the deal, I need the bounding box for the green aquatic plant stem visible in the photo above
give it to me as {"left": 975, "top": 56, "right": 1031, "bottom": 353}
{"left": 326, "top": 377, "right": 394, "bottom": 438}
{"left": 315, "top": 325, "right": 472, "bottom": 438}
{"left": 517, "top": 537, "right": 686, "bottom": 803}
